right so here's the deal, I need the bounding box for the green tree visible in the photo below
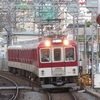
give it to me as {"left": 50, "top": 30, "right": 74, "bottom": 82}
{"left": 86, "top": 21, "right": 92, "bottom": 27}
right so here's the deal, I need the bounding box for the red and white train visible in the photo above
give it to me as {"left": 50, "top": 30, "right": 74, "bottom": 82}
{"left": 7, "top": 36, "right": 79, "bottom": 88}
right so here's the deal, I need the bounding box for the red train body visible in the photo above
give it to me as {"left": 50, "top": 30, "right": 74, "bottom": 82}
{"left": 7, "top": 37, "right": 79, "bottom": 88}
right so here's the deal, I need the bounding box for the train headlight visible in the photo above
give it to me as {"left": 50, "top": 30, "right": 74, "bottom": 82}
{"left": 45, "top": 40, "right": 51, "bottom": 46}
{"left": 63, "top": 39, "right": 69, "bottom": 45}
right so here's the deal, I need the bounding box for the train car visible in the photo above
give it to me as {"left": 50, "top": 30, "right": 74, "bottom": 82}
{"left": 7, "top": 36, "right": 79, "bottom": 88}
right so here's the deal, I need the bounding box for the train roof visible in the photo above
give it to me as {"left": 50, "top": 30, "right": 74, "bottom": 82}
{"left": 68, "top": 40, "right": 77, "bottom": 45}
{"left": 8, "top": 45, "right": 22, "bottom": 49}
{"left": 22, "top": 43, "right": 39, "bottom": 49}
{"left": 8, "top": 37, "right": 77, "bottom": 50}
{"left": 13, "top": 38, "right": 39, "bottom": 45}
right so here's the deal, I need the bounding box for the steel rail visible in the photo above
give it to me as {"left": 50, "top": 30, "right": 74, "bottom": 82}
{"left": 0, "top": 75, "right": 19, "bottom": 100}
{"left": 69, "top": 90, "right": 78, "bottom": 100}
{"left": 46, "top": 90, "right": 52, "bottom": 100}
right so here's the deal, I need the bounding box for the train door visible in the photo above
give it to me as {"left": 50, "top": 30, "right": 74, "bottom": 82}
{"left": 51, "top": 47, "right": 65, "bottom": 76}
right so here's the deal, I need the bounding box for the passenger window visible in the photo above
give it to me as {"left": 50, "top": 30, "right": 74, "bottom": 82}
{"left": 54, "top": 48, "right": 61, "bottom": 61}
{"left": 41, "top": 49, "right": 50, "bottom": 62}
{"left": 65, "top": 48, "right": 74, "bottom": 61}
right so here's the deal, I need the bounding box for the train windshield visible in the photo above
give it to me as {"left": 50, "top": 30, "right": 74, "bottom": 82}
{"left": 41, "top": 49, "right": 50, "bottom": 62}
{"left": 53, "top": 48, "right": 61, "bottom": 61}
{"left": 65, "top": 47, "right": 75, "bottom": 61}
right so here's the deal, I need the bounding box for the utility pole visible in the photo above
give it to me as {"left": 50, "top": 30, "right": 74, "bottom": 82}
{"left": 86, "top": 0, "right": 98, "bottom": 89}
{"left": 4, "top": 6, "right": 12, "bottom": 46}
{"left": 0, "top": 14, "right": 3, "bottom": 32}
{"left": 67, "top": 0, "right": 79, "bottom": 41}
{"left": 84, "top": 20, "right": 87, "bottom": 72}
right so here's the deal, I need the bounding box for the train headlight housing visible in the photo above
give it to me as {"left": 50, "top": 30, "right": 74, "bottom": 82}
{"left": 63, "top": 39, "right": 69, "bottom": 45}
{"left": 45, "top": 40, "right": 51, "bottom": 46}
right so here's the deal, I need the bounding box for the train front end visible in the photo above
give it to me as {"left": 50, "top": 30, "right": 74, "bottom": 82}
{"left": 38, "top": 38, "right": 78, "bottom": 88}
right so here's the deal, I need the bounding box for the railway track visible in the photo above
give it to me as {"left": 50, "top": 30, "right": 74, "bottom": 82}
{"left": 69, "top": 90, "right": 78, "bottom": 100}
{"left": 0, "top": 70, "right": 31, "bottom": 87}
{"left": 0, "top": 70, "right": 40, "bottom": 88}
{"left": 0, "top": 70, "right": 32, "bottom": 100}
{"left": 0, "top": 71, "right": 97, "bottom": 100}
{"left": 42, "top": 89, "right": 79, "bottom": 100}
{"left": 0, "top": 74, "right": 19, "bottom": 100}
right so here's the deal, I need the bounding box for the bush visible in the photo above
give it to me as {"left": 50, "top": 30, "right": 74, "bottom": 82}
{"left": 86, "top": 21, "right": 92, "bottom": 27}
